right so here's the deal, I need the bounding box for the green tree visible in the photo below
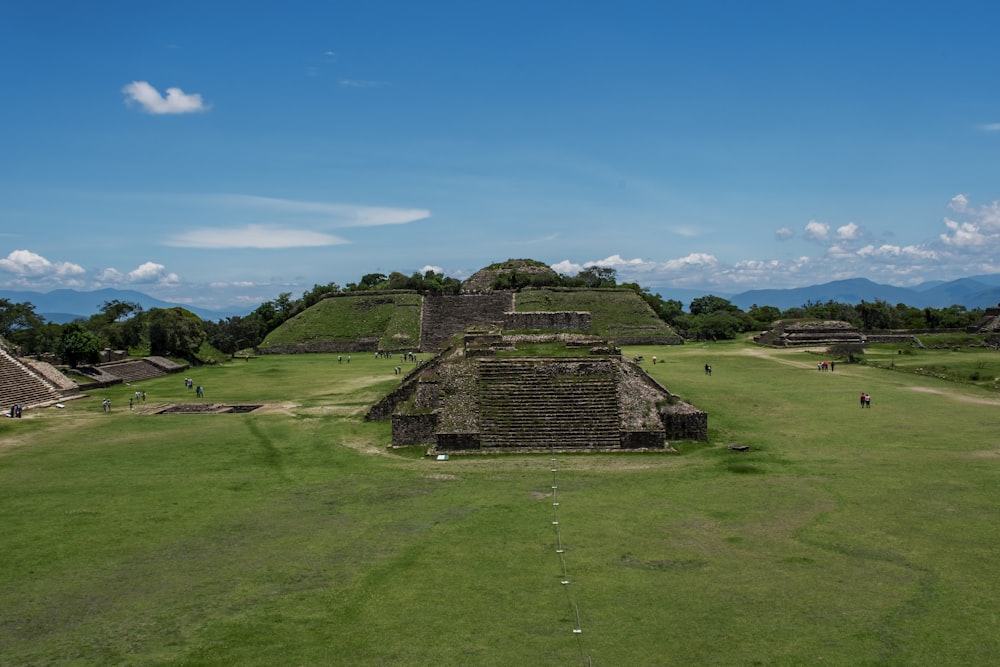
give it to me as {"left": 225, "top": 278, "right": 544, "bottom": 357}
{"left": 12, "top": 321, "right": 63, "bottom": 356}
{"left": 856, "top": 299, "right": 898, "bottom": 330}
{"left": 689, "top": 294, "right": 738, "bottom": 316}
{"left": 686, "top": 310, "right": 745, "bottom": 340}
{"left": 148, "top": 308, "right": 206, "bottom": 359}
{"left": 575, "top": 266, "right": 617, "bottom": 288}
{"left": 301, "top": 282, "right": 341, "bottom": 309}
{"left": 89, "top": 300, "right": 145, "bottom": 351}
{"left": 203, "top": 315, "right": 264, "bottom": 355}
{"left": 747, "top": 304, "right": 782, "bottom": 329}
{"left": 0, "top": 299, "right": 44, "bottom": 340}
{"left": 57, "top": 323, "right": 102, "bottom": 367}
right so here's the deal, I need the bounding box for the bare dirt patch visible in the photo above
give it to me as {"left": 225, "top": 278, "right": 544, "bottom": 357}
{"left": 907, "top": 386, "right": 1000, "bottom": 406}
{"left": 967, "top": 449, "right": 1000, "bottom": 459}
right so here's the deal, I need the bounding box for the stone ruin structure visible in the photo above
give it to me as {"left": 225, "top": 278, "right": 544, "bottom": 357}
{"left": 366, "top": 333, "right": 707, "bottom": 453}
{"left": 0, "top": 342, "right": 80, "bottom": 411}
{"left": 754, "top": 320, "right": 865, "bottom": 347}
{"left": 970, "top": 303, "right": 1000, "bottom": 333}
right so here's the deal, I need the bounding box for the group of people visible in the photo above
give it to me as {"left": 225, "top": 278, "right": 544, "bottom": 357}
{"left": 183, "top": 378, "right": 204, "bottom": 397}
{"left": 8, "top": 404, "right": 23, "bottom": 418}
{"left": 129, "top": 390, "right": 148, "bottom": 410}
{"left": 859, "top": 392, "right": 872, "bottom": 408}
{"left": 817, "top": 360, "right": 835, "bottom": 371}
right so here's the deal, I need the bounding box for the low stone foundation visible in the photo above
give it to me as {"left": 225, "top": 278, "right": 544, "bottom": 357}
{"left": 660, "top": 402, "right": 708, "bottom": 441}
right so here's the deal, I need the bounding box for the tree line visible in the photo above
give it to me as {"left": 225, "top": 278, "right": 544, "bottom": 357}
{"left": 0, "top": 267, "right": 987, "bottom": 366}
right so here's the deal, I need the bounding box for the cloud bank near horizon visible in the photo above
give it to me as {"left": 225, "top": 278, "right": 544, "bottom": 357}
{"left": 2, "top": 195, "right": 999, "bottom": 308}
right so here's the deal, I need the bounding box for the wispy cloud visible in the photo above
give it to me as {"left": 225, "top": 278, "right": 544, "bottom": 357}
{"left": 165, "top": 225, "right": 350, "bottom": 249}
{"left": 979, "top": 123, "right": 1000, "bottom": 132}
{"left": 339, "top": 79, "right": 385, "bottom": 88}
{"left": 122, "top": 81, "right": 210, "bottom": 114}
{"left": 212, "top": 195, "right": 430, "bottom": 227}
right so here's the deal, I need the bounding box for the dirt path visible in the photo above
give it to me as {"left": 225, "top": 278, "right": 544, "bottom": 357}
{"left": 906, "top": 385, "right": 1000, "bottom": 406}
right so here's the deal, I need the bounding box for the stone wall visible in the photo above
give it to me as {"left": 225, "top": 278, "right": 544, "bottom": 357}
{"left": 620, "top": 431, "right": 667, "bottom": 449}
{"left": 420, "top": 292, "right": 514, "bottom": 351}
{"left": 436, "top": 433, "right": 482, "bottom": 450}
{"left": 503, "top": 311, "right": 591, "bottom": 332}
{"left": 259, "top": 339, "right": 380, "bottom": 355}
{"left": 660, "top": 402, "right": 708, "bottom": 441}
{"left": 391, "top": 413, "right": 439, "bottom": 446}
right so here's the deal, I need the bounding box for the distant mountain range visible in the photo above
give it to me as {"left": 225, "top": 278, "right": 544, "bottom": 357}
{"left": 0, "top": 288, "right": 243, "bottom": 324}
{"left": 4, "top": 275, "right": 1000, "bottom": 324}
{"left": 724, "top": 275, "right": 1000, "bottom": 311}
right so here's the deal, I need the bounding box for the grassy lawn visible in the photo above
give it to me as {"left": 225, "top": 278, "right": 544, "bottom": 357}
{"left": 864, "top": 337, "right": 1000, "bottom": 392}
{"left": 2, "top": 344, "right": 999, "bottom": 665}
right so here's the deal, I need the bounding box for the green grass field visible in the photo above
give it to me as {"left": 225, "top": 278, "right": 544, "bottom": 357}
{"left": 2, "top": 343, "right": 998, "bottom": 665}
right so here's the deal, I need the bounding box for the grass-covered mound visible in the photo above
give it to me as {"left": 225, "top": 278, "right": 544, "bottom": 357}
{"left": 462, "top": 258, "right": 557, "bottom": 291}
{"left": 515, "top": 287, "right": 682, "bottom": 343}
{"left": 260, "top": 292, "right": 421, "bottom": 352}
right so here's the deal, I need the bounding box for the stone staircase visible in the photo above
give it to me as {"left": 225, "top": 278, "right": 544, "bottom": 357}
{"left": 476, "top": 357, "right": 621, "bottom": 449}
{"left": 419, "top": 292, "right": 514, "bottom": 351}
{"left": 0, "top": 347, "right": 70, "bottom": 410}
{"left": 76, "top": 356, "right": 186, "bottom": 385}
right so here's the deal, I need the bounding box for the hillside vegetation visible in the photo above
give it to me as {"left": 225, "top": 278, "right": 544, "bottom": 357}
{"left": 515, "top": 287, "right": 680, "bottom": 340}
{"left": 260, "top": 292, "right": 421, "bottom": 350}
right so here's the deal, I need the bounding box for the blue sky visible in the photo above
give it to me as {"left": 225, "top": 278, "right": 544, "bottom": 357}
{"left": 2, "top": 2, "right": 999, "bottom": 312}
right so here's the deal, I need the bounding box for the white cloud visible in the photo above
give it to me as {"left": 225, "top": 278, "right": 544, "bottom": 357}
{"left": 96, "top": 262, "right": 178, "bottom": 286}
{"left": 97, "top": 268, "right": 125, "bottom": 282}
{"left": 774, "top": 227, "right": 795, "bottom": 241}
{"left": 550, "top": 260, "right": 583, "bottom": 276}
{"left": 586, "top": 254, "right": 650, "bottom": 270}
{"left": 804, "top": 220, "right": 830, "bottom": 242}
{"left": 128, "top": 261, "right": 166, "bottom": 281}
{"left": 857, "top": 244, "right": 939, "bottom": 261}
{"left": 979, "top": 123, "right": 1000, "bottom": 132}
{"left": 661, "top": 252, "right": 719, "bottom": 272}
{"left": 420, "top": 265, "right": 444, "bottom": 275}
{"left": 836, "top": 222, "right": 861, "bottom": 240}
{"left": 938, "top": 195, "right": 1000, "bottom": 250}
{"left": 0, "top": 249, "right": 85, "bottom": 278}
{"left": 940, "top": 218, "right": 989, "bottom": 248}
{"left": 949, "top": 194, "right": 969, "bottom": 213}
{"left": 122, "top": 81, "right": 210, "bottom": 114}
{"left": 165, "top": 225, "right": 350, "bottom": 249}
{"left": 212, "top": 195, "right": 430, "bottom": 227}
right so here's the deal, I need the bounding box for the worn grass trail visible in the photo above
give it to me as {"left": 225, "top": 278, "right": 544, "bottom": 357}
{"left": 1, "top": 346, "right": 998, "bottom": 665}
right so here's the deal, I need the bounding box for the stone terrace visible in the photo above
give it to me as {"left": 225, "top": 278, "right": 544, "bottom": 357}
{"left": 0, "top": 347, "right": 76, "bottom": 410}
{"left": 755, "top": 320, "right": 865, "bottom": 347}
{"left": 76, "top": 357, "right": 187, "bottom": 386}
{"left": 475, "top": 357, "right": 622, "bottom": 450}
